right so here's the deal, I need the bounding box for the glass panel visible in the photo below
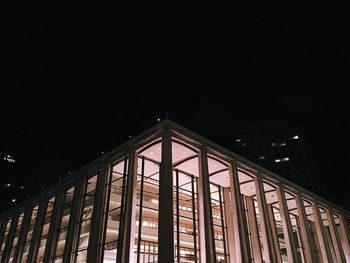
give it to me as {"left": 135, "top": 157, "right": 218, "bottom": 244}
{"left": 209, "top": 183, "right": 229, "bottom": 262}
{"left": 8, "top": 212, "right": 25, "bottom": 262}
{"left": 270, "top": 206, "right": 285, "bottom": 261}
{"left": 101, "top": 159, "right": 128, "bottom": 262}
{"left": 242, "top": 196, "right": 259, "bottom": 262}
{"left": 36, "top": 196, "right": 56, "bottom": 262}
{"left": 0, "top": 218, "right": 13, "bottom": 258}
{"left": 134, "top": 154, "right": 160, "bottom": 263}
{"left": 73, "top": 175, "right": 97, "bottom": 262}
{"left": 320, "top": 207, "right": 337, "bottom": 262}
{"left": 284, "top": 193, "right": 305, "bottom": 263}
{"left": 208, "top": 155, "right": 230, "bottom": 263}
{"left": 52, "top": 186, "right": 75, "bottom": 260}
{"left": 174, "top": 170, "right": 199, "bottom": 263}
{"left": 290, "top": 213, "right": 306, "bottom": 262}
{"left": 302, "top": 199, "right": 323, "bottom": 262}
{"left": 255, "top": 199, "right": 266, "bottom": 261}
{"left": 21, "top": 205, "right": 39, "bottom": 262}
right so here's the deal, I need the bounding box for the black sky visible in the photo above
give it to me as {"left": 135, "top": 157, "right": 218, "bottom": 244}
{"left": 1, "top": 1, "right": 349, "bottom": 210}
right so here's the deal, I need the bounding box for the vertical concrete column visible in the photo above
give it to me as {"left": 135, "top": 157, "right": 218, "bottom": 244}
{"left": 276, "top": 185, "right": 299, "bottom": 263}
{"left": 255, "top": 174, "right": 278, "bottom": 263}
{"left": 229, "top": 162, "right": 251, "bottom": 263}
{"left": 246, "top": 196, "right": 263, "bottom": 263}
{"left": 43, "top": 190, "right": 64, "bottom": 263}
{"left": 13, "top": 206, "right": 32, "bottom": 263}
{"left": 223, "top": 188, "right": 237, "bottom": 263}
{"left": 26, "top": 194, "right": 48, "bottom": 263}
{"left": 312, "top": 200, "right": 333, "bottom": 263}
{"left": 86, "top": 162, "right": 110, "bottom": 263}
{"left": 198, "top": 146, "right": 216, "bottom": 263}
{"left": 337, "top": 214, "right": 350, "bottom": 262}
{"left": 1, "top": 213, "right": 19, "bottom": 263}
{"left": 62, "top": 177, "right": 85, "bottom": 263}
{"left": 267, "top": 204, "right": 282, "bottom": 263}
{"left": 326, "top": 208, "right": 346, "bottom": 263}
{"left": 344, "top": 216, "right": 350, "bottom": 237}
{"left": 197, "top": 173, "right": 206, "bottom": 262}
{"left": 158, "top": 126, "right": 174, "bottom": 262}
{"left": 295, "top": 193, "right": 317, "bottom": 263}
{"left": 117, "top": 146, "right": 138, "bottom": 263}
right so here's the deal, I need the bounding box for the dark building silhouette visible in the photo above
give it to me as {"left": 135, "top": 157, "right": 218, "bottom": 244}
{"left": 232, "top": 120, "right": 325, "bottom": 194}
{"left": 0, "top": 112, "right": 22, "bottom": 213}
{"left": 0, "top": 112, "right": 82, "bottom": 213}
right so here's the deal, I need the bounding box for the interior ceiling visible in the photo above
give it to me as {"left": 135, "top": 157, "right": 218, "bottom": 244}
{"left": 175, "top": 157, "right": 198, "bottom": 177}
{"left": 134, "top": 139, "right": 327, "bottom": 220}
{"left": 210, "top": 170, "right": 230, "bottom": 188}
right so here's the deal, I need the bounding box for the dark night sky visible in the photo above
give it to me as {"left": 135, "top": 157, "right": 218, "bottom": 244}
{"left": 1, "top": 1, "right": 349, "bottom": 210}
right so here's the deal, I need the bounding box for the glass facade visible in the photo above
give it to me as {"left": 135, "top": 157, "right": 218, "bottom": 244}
{"left": 0, "top": 121, "right": 349, "bottom": 263}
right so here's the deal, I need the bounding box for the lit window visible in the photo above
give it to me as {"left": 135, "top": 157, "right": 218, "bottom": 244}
{"left": 3, "top": 154, "right": 16, "bottom": 163}
{"left": 5, "top": 183, "right": 11, "bottom": 188}
{"left": 151, "top": 199, "right": 158, "bottom": 204}
{"left": 12, "top": 199, "right": 16, "bottom": 203}
{"left": 276, "top": 157, "right": 289, "bottom": 163}
{"left": 293, "top": 135, "right": 299, "bottom": 140}
{"left": 236, "top": 139, "right": 241, "bottom": 142}
{"left": 212, "top": 212, "right": 221, "bottom": 220}
{"left": 259, "top": 155, "right": 266, "bottom": 160}
{"left": 272, "top": 142, "right": 286, "bottom": 147}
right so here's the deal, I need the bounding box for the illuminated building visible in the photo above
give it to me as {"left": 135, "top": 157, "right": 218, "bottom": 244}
{"left": 0, "top": 120, "right": 349, "bottom": 262}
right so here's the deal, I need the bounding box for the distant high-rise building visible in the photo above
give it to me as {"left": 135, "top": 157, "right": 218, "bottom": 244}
{"left": 232, "top": 120, "right": 325, "bottom": 194}
{"left": 1, "top": 120, "right": 349, "bottom": 263}
{"left": 0, "top": 112, "right": 75, "bottom": 213}
{"left": 0, "top": 112, "right": 21, "bottom": 213}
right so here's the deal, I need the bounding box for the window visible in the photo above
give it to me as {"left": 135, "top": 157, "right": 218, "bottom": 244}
{"left": 36, "top": 196, "right": 56, "bottom": 262}
{"left": 272, "top": 142, "right": 286, "bottom": 147}
{"left": 8, "top": 212, "right": 25, "bottom": 261}
{"left": 0, "top": 218, "right": 13, "bottom": 258}
{"left": 52, "top": 187, "right": 75, "bottom": 261}
{"left": 275, "top": 157, "right": 289, "bottom": 163}
{"left": 22, "top": 205, "right": 39, "bottom": 262}
{"left": 101, "top": 159, "right": 128, "bottom": 262}
{"left": 3, "top": 154, "right": 16, "bottom": 163}
{"left": 73, "top": 175, "right": 98, "bottom": 262}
